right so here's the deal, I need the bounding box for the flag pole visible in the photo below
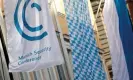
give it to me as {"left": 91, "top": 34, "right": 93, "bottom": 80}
{"left": 93, "top": 0, "right": 103, "bottom": 27}
{"left": 50, "top": 0, "right": 74, "bottom": 80}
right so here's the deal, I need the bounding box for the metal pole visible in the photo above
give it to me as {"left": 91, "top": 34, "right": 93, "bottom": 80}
{"left": 0, "top": 26, "right": 14, "bottom": 80}
{"left": 50, "top": 0, "right": 74, "bottom": 80}
{"left": 0, "top": 40, "right": 5, "bottom": 80}
{"left": 93, "top": 0, "right": 103, "bottom": 27}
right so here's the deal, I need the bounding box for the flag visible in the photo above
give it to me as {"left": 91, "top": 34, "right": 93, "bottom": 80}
{"left": 103, "top": 0, "right": 133, "bottom": 80}
{"left": 4, "top": 0, "right": 64, "bottom": 72}
{"left": 63, "top": 0, "right": 106, "bottom": 80}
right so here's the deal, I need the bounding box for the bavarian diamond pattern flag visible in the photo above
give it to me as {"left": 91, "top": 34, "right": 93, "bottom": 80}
{"left": 63, "top": 0, "right": 106, "bottom": 80}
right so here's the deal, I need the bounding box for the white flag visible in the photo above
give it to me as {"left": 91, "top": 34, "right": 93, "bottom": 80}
{"left": 103, "top": 0, "right": 130, "bottom": 80}
{"left": 4, "top": 0, "right": 64, "bottom": 72}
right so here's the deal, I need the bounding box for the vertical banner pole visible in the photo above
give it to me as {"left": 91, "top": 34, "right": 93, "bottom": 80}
{"left": 51, "top": 0, "right": 74, "bottom": 80}
{"left": 0, "top": 26, "right": 13, "bottom": 80}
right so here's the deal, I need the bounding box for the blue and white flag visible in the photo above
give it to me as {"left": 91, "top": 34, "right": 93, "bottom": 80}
{"left": 63, "top": 0, "right": 106, "bottom": 80}
{"left": 4, "top": 0, "right": 64, "bottom": 72}
{"left": 103, "top": 0, "right": 133, "bottom": 80}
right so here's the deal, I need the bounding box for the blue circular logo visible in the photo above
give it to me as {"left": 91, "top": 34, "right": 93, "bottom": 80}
{"left": 14, "top": 0, "right": 48, "bottom": 41}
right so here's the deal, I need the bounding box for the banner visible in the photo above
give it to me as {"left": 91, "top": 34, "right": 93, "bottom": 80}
{"left": 63, "top": 0, "right": 106, "bottom": 79}
{"left": 4, "top": 0, "right": 64, "bottom": 72}
{"left": 103, "top": 0, "right": 133, "bottom": 80}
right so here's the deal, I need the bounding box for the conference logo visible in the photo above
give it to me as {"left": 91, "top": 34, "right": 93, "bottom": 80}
{"left": 14, "top": 0, "right": 48, "bottom": 41}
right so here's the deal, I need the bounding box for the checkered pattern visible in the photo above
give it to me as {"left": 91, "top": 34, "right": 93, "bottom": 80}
{"left": 63, "top": 0, "right": 106, "bottom": 80}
